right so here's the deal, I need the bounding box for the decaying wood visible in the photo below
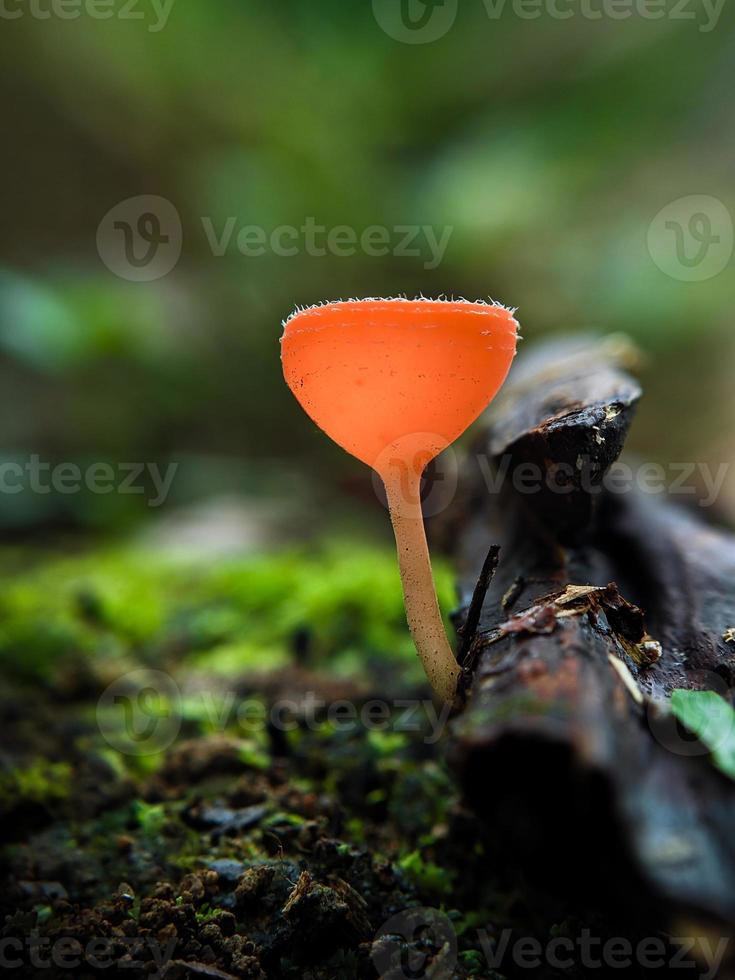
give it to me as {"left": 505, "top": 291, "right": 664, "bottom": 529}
{"left": 445, "top": 334, "right": 735, "bottom": 928}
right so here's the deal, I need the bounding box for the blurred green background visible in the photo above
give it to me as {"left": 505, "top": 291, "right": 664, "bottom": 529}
{"left": 1, "top": 0, "right": 733, "bottom": 540}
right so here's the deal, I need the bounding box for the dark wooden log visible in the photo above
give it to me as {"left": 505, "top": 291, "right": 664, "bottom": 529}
{"left": 445, "top": 334, "right": 735, "bottom": 930}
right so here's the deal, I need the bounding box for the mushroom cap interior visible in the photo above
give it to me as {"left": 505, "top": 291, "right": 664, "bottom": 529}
{"left": 281, "top": 298, "right": 518, "bottom": 474}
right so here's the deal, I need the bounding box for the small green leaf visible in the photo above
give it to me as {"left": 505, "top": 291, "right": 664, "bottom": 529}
{"left": 670, "top": 689, "right": 735, "bottom": 780}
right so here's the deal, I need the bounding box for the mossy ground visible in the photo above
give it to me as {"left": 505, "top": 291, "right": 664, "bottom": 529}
{"left": 0, "top": 540, "right": 630, "bottom": 978}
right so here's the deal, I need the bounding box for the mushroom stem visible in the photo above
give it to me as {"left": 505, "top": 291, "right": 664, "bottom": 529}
{"left": 382, "top": 467, "right": 460, "bottom": 705}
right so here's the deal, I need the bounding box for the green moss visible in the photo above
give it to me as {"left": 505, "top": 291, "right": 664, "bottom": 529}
{"left": 344, "top": 817, "right": 366, "bottom": 844}
{"left": 263, "top": 811, "right": 307, "bottom": 829}
{"left": 237, "top": 740, "right": 271, "bottom": 771}
{"left": 367, "top": 730, "right": 409, "bottom": 757}
{"left": 35, "top": 905, "right": 54, "bottom": 925}
{"left": 0, "top": 760, "right": 72, "bottom": 809}
{"left": 195, "top": 904, "right": 227, "bottom": 924}
{"left": 398, "top": 850, "right": 454, "bottom": 898}
{"left": 133, "top": 800, "right": 168, "bottom": 837}
{"left": 189, "top": 640, "right": 291, "bottom": 678}
{"left": 0, "top": 540, "right": 454, "bottom": 686}
{"left": 459, "top": 949, "right": 486, "bottom": 974}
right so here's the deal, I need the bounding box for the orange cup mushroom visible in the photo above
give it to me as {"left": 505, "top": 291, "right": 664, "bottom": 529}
{"left": 281, "top": 298, "right": 518, "bottom": 704}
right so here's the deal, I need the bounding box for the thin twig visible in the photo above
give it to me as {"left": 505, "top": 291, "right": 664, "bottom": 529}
{"left": 456, "top": 545, "right": 500, "bottom": 668}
